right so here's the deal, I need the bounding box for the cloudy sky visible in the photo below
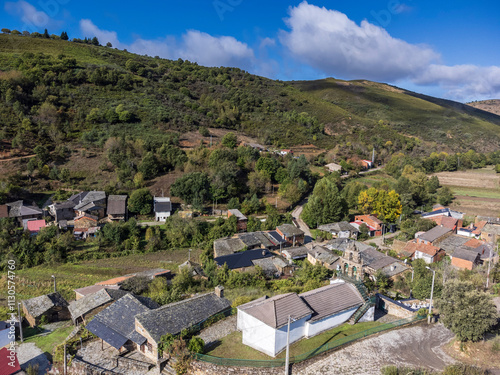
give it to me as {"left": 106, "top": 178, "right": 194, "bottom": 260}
{"left": 2, "top": 0, "right": 500, "bottom": 102}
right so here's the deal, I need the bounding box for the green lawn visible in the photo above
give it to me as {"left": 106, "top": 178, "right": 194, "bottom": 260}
{"left": 450, "top": 186, "right": 500, "bottom": 199}
{"left": 24, "top": 325, "right": 74, "bottom": 357}
{"left": 207, "top": 321, "right": 382, "bottom": 360}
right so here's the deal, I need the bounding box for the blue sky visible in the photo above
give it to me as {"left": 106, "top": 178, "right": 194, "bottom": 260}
{"left": 2, "top": 0, "right": 500, "bottom": 102}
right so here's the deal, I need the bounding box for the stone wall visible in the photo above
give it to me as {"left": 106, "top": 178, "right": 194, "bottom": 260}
{"left": 68, "top": 357, "right": 115, "bottom": 375}
{"left": 376, "top": 294, "right": 415, "bottom": 319}
{"left": 190, "top": 361, "right": 283, "bottom": 375}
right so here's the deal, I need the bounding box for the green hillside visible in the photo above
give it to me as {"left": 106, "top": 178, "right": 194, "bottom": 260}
{"left": 0, "top": 34, "right": 499, "bottom": 157}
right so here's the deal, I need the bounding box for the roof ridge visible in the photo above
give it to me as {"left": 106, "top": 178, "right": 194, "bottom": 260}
{"left": 139, "top": 292, "right": 215, "bottom": 316}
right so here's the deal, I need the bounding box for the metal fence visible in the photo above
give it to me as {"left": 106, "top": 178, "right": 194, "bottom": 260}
{"left": 194, "top": 315, "right": 426, "bottom": 368}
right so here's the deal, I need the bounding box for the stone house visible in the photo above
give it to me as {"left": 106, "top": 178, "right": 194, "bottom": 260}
{"left": 213, "top": 237, "right": 246, "bottom": 258}
{"left": 107, "top": 195, "right": 128, "bottom": 221}
{"left": 318, "top": 221, "right": 359, "bottom": 239}
{"left": 73, "top": 191, "right": 106, "bottom": 219}
{"left": 48, "top": 201, "right": 76, "bottom": 222}
{"left": 276, "top": 224, "right": 304, "bottom": 245}
{"left": 251, "top": 256, "right": 293, "bottom": 278}
{"left": 214, "top": 249, "right": 274, "bottom": 272}
{"left": 228, "top": 209, "right": 247, "bottom": 232}
{"left": 417, "top": 225, "right": 453, "bottom": 245}
{"left": 450, "top": 248, "right": 482, "bottom": 270}
{"left": 22, "top": 292, "right": 70, "bottom": 327}
{"left": 134, "top": 287, "right": 231, "bottom": 360}
{"left": 307, "top": 245, "right": 339, "bottom": 270}
{"left": 5, "top": 200, "right": 43, "bottom": 224}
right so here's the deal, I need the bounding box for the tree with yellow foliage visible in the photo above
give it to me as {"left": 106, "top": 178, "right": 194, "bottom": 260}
{"left": 358, "top": 188, "right": 402, "bottom": 223}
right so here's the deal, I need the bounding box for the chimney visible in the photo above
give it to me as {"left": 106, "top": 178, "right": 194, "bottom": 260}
{"left": 215, "top": 285, "right": 224, "bottom": 299}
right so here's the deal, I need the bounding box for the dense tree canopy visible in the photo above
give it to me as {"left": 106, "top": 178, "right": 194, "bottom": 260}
{"left": 436, "top": 280, "right": 498, "bottom": 342}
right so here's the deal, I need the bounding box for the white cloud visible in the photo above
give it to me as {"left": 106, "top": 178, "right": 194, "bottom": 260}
{"left": 415, "top": 64, "right": 500, "bottom": 101}
{"left": 79, "top": 21, "right": 256, "bottom": 71}
{"left": 279, "top": 1, "right": 439, "bottom": 82}
{"left": 177, "top": 30, "right": 255, "bottom": 69}
{"left": 80, "top": 19, "right": 122, "bottom": 48}
{"left": 5, "top": 0, "right": 62, "bottom": 29}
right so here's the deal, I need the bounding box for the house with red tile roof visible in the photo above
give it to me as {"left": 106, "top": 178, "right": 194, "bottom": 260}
{"left": 26, "top": 219, "right": 46, "bottom": 234}
{"left": 352, "top": 215, "right": 383, "bottom": 236}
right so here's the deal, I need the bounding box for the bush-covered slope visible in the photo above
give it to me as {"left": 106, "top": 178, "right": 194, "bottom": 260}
{"left": 0, "top": 34, "right": 499, "bottom": 155}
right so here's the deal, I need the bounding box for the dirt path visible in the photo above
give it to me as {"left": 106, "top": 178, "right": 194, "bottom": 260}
{"left": 0, "top": 153, "right": 36, "bottom": 162}
{"left": 291, "top": 199, "right": 312, "bottom": 242}
{"left": 295, "top": 323, "right": 455, "bottom": 375}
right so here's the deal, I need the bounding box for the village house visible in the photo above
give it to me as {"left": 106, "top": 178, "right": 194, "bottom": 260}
{"left": 282, "top": 246, "right": 309, "bottom": 261}
{"left": 228, "top": 209, "right": 247, "bottom": 232}
{"left": 179, "top": 260, "right": 206, "bottom": 279}
{"left": 153, "top": 197, "right": 171, "bottom": 221}
{"left": 237, "top": 281, "right": 368, "bottom": 357}
{"left": 307, "top": 245, "right": 339, "bottom": 270}
{"left": 400, "top": 240, "right": 443, "bottom": 263}
{"left": 134, "top": 287, "right": 231, "bottom": 361}
{"left": 22, "top": 292, "right": 70, "bottom": 327}
{"left": 251, "top": 256, "right": 293, "bottom": 278}
{"left": 74, "top": 191, "right": 106, "bottom": 218}
{"left": 276, "top": 224, "right": 304, "bottom": 245}
{"left": 429, "top": 215, "right": 460, "bottom": 232}
{"left": 107, "top": 195, "right": 128, "bottom": 221}
{"left": 86, "top": 294, "right": 157, "bottom": 355}
{"left": 74, "top": 284, "right": 121, "bottom": 300}
{"left": 26, "top": 219, "right": 46, "bottom": 235}
{"left": 421, "top": 207, "right": 464, "bottom": 220}
{"left": 69, "top": 288, "right": 129, "bottom": 325}
{"left": 73, "top": 213, "right": 99, "bottom": 239}
{"left": 214, "top": 249, "right": 274, "bottom": 272}
{"left": 325, "top": 162, "right": 342, "bottom": 173}
{"left": 360, "top": 160, "right": 373, "bottom": 170}
{"left": 457, "top": 221, "right": 487, "bottom": 238}
{"left": 5, "top": 200, "right": 43, "bottom": 224}
{"left": 213, "top": 237, "right": 246, "bottom": 258}
{"left": 450, "top": 248, "right": 482, "bottom": 270}
{"left": 351, "top": 215, "right": 383, "bottom": 236}
{"left": 416, "top": 225, "right": 453, "bottom": 245}
{"left": 318, "top": 221, "right": 359, "bottom": 239}
{"left": 48, "top": 201, "right": 76, "bottom": 222}
{"left": 482, "top": 223, "right": 500, "bottom": 243}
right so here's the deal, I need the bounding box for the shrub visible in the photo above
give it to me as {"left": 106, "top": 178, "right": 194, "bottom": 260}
{"left": 188, "top": 336, "right": 205, "bottom": 354}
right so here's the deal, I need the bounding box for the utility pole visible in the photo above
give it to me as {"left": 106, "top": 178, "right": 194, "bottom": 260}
{"left": 486, "top": 244, "right": 495, "bottom": 288}
{"left": 426, "top": 267, "right": 436, "bottom": 324}
{"left": 64, "top": 343, "right": 67, "bottom": 375}
{"left": 188, "top": 249, "right": 192, "bottom": 262}
{"left": 51, "top": 275, "right": 56, "bottom": 293}
{"left": 284, "top": 315, "right": 296, "bottom": 375}
{"left": 17, "top": 302, "right": 23, "bottom": 343}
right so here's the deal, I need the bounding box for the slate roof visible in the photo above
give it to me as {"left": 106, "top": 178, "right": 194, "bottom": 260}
{"left": 135, "top": 268, "right": 171, "bottom": 280}
{"left": 326, "top": 238, "right": 373, "bottom": 253}
{"left": 107, "top": 195, "right": 127, "bottom": 215}
{"left": 0, "top": 205, "right": 9, "bottom": 219}
{"left": 282, "top": 246, "right": 309, "bottom": 260}
{"left": 437, "top": 235, "right": 471, "bottom": 255}
{"left": 179, "top": 261, "right": 205, "bottom": 277}
{"left": 251, "top": 257, "right": 287, "bottom": 276}
{"left": 228, "top": 209, "right": 247, "bottom": 221}
{"left": 452, "top": 248, "right": 481, "bottom": 263}
{"left": 213, "top": 237, "right": 246, "bottom": 256}
{"left": 68, "top": 191, "right": 89, "bottom": 205}
{"left": 214, "top": 249, "right": 274, "bottom": 269}
{"left": 299, "top": 283, "right": 364, "bottom": 322}
{"left": 237, "top": 231, "right": 276, "bottom": 249}
{"left": 308, "top": 246, "right": 339, "bottom": 265}
{"left": 238, "top": 293, "right": 312, "bottom": 329}
{"left": 136, "top": 292, "right": 231, "bottom": 342}
{"left": 6, "top": 200, "right": 42, "bottom": 217}
{"left": 318, "top": 221, "right": 358, "bottom": 234}
{"left": 74, "top": 201, "right": 103, "bottom": 212}
{"left": 51, "top": 201, "right": 76, "bottom": 210}
{"left": 418, "top": 226, "right": 452, "bottom": 243}
{"left": 267, "top": 231, "right": 287, "bottom": 245}
{"left": 277, "top": 224, "right": 304, "bottom": 238}
{"left": 483, "top": 223, "right": 500, "bottom": 236}
{"left": 22, "top": 292, "right": 68, "bottom": 318}
{"left": 86, "top": 294, "right": 153, "bottom": 349}
{"left": 154, "top": 197, "right": 171, "bottom": 213}
{"left": 69, "top": 288, "right": 128, "bottom": 322}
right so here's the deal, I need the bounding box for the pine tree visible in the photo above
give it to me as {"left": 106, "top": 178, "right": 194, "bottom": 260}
{"left": 43, "top": 28, "right": 49, "bottom": 38}
{"left": 60, "top": 31, "right": 68, "bottom": 40}
{"left": 91, "top": 36, "right": 99, "bottom": 46}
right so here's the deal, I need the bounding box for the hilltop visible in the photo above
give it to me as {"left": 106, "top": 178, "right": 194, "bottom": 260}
{"left": 467, "top": 99, "right": 500, "bottom": 117}
{"left": 0, "top": 34, "right": 500, "bottom": 159}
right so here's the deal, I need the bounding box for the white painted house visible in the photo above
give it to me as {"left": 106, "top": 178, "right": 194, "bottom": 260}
{"left": 153, "top": 197, "right": 171, "bottom": 222}
{"left": 237, "top": 282, "right": 369, "bottom": 357}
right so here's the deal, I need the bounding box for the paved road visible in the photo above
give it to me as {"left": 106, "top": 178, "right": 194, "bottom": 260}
{"left": 17, "top": 342, "right": 51, "bottom": 374}
{"left": 363, "top": 231, "right": 400, "bottom": 250}
{"left": 291, "top": 199, "right": 313, "bottom": 243}
{"left": 295, "top": 323, "right": 455, "bottom": 375}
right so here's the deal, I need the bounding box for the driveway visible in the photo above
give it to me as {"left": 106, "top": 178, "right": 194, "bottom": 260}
{"left": 17, "top": 342, "right": 51, "bottom": 374}
{"left": 291, "top": 199, "right": 313, "bottom": 243}
{"left": 295, "top": 323, "right": 456, "bottom": 375}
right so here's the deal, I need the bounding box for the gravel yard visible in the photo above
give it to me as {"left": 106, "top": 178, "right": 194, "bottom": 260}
{"left": 17, "top": 342, "right": 51, "bottom": 374}
{"left": 295, "top": 323, "right": 456, "bottom": 375}
{"left": 198, "top": 315, "right": 237, "bottom": 350}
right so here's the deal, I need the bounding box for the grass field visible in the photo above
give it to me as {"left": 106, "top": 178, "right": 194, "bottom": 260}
{"left": 207, "top": 321, "right": 382, "bottom": 360}
{"left": 24, "top": 324, "right": 74, "bottom": 359}
{"left": 432, "top": 167, "right": 500, "bottom": 217}
{"left": 0, "top": 247, "right": 203, "bottom": 303}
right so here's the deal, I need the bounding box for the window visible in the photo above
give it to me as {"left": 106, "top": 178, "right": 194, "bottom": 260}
{"left": 147, "top": 342, "right": 153, "bottom": 352}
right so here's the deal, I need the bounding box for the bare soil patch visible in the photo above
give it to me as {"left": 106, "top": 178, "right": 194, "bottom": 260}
{"left": 432, "top": 170, "right": 500, "bottom": 189}
{"left": 450, "top": 196, "right": 500, "bottom": 218}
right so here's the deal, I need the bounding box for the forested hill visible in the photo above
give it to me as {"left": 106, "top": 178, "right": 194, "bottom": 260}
{"left": 0, "top": 34, "right": 500, "bottom": 156}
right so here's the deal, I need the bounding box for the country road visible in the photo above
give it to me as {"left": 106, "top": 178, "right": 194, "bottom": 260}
{"left": 291, "top": 198, "right": 313, "bottom": 243}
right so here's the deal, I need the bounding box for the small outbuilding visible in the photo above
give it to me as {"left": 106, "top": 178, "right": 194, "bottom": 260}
{"left": 22, "top": 292, "right": 70, "bottom": 327}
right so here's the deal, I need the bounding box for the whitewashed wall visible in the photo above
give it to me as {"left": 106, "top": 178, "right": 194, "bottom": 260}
{"left": 358, "top": 306, "right": 375, "bottom": 322}
{"left": 274, "top": 315, "right": 310, "bottom": 356}
{"left": 304, "top": 306, "right": 358, "bottom": 338}
{"left": 238, "top": 310, "right": 277, "bottom": 357}
{"left": 414, "top": 251, "right": 433, "bottom": 264}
